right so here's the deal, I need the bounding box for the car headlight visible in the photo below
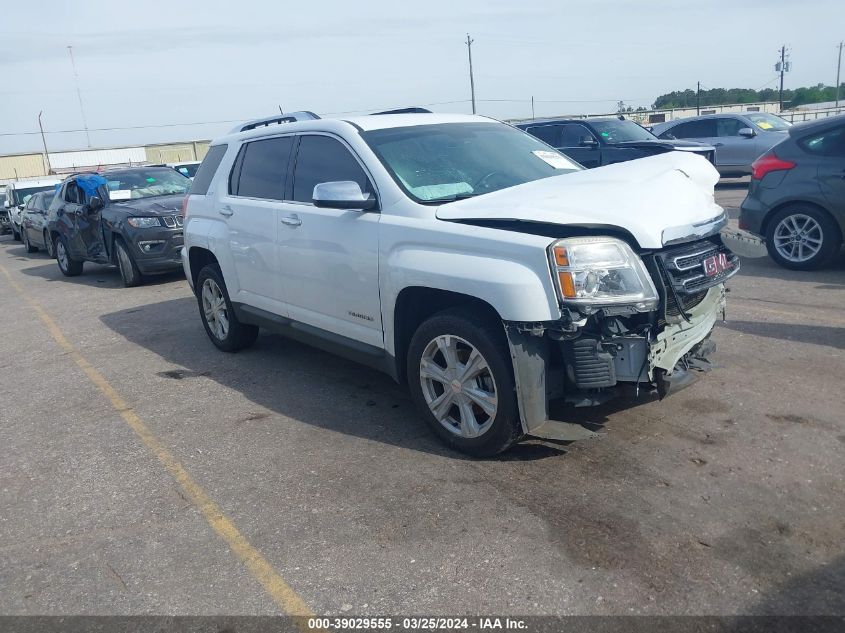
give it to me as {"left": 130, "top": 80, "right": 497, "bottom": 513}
{"left": 127, "top": 217, "right": 162, "bottom": 228}
{"left": 549, "top": 237, "right": 658, "bottom": 311}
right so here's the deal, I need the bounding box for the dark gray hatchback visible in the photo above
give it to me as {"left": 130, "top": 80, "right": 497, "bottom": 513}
{"left": 739, "top": 114, "right": 845, "bottom": 270}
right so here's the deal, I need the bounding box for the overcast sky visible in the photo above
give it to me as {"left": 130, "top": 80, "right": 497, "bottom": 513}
{"left": 1, "top": 0, "right": 843, "bottom": 154}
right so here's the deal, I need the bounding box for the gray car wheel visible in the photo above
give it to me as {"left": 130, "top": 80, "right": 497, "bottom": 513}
{"left": 766, "top": 205, "right": 841, "bottom": 270}
{"left": 23, "top": 228, "right": 37, "bottom": 253}
{"left": 115, "top": 238, "right": 143, "bottom": 287}
{"left": 44, "top": 231, "right": 55, "bottom": 258}
{"left": 56, "top": 236, "right": 83, "bottom": 277}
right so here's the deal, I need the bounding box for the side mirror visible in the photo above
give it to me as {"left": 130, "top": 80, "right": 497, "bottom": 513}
{"left": 2, "top": 199, "right": 9, "bottom": 209}
{"left": 88, "top": 196, "right": 104, "bottom": 212}
{"left": 312, "top": 181, "right": 377, "bottom": 211}
{"left": 579, "top": 136, "right": 599, "bottom": 148}
{"left": 738, "top": 127, "right": 756, "bottom": 138}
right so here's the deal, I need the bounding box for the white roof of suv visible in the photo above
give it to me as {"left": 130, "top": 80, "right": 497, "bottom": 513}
{"left": 216, "top": 112, "right": 494, "bottom": 146}
{"left": 343, "top": 112, "right": 489, "bottom": 132}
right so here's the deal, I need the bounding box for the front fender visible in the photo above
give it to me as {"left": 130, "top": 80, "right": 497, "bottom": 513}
{"left": 382, "top": 246, "right": 560, "bottom": 356}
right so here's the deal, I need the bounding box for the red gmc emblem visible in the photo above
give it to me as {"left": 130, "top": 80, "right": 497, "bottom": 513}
{"left": 703, "top": 253, "right": 731, "bottom": 277}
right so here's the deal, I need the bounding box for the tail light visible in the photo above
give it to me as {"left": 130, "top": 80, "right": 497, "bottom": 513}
{"left": 751, "top": 152, "right": 795, "bottom": 180}
{"left": 181, "top": 195, "right": 190, "bottom": 218}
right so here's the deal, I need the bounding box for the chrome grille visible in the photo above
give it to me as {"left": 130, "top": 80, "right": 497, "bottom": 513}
{"left": 161, "top": 215, "right": 183, "bottom": 228}
{"left": 657, "top": 239, "right": 739, "bottom": 296}
{"left": 654, "top": 238, "right": 738, "bottom": 319}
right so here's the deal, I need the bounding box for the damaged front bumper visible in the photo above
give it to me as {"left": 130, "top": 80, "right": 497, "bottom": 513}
{"left": 506, "top": 284, "right": 727, "bottom": 442}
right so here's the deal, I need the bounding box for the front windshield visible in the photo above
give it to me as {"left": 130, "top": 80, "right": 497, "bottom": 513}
{"left": 589, "top": 120, "right": 656, "bottom": 144}
{"left": 746, "top": 112, "right": 791, "bottom": 131}
{"left": 16, "top": 186, "right": 56, "bottom": 206}
{"left": 362, "top": 122, "right": 581, "bottom": 203}
{"left": 104, "top": 168, "right": 191, "bottom": 200}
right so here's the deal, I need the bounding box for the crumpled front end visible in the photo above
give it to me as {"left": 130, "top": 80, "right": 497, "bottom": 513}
{"left": 506, "top": 234, "right": 739, "bottom": 441}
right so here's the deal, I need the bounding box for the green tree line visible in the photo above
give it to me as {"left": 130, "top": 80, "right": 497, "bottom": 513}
{"left": 653, "top": 84, "right": 845, "bottom": 110}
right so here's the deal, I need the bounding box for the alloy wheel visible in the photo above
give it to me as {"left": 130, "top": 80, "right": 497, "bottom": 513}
{"left": 201, "top": 278, "right": 230, "bottom": 340}
{"left": 773, "top": 214, "right": 824, "bottom": 263}
{"left": 419, "top": 334, "right": 498, "bottom": 438}
{"left": 56, "top": 241, "right": 68, "bottom": 271}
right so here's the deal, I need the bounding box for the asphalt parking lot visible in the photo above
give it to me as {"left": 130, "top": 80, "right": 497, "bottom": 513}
{"left": 0, "top": 184, "right": 843, "bottom": 617}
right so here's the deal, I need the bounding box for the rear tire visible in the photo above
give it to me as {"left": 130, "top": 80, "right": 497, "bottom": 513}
{"left": 406, "top": 307, "right": 522, "bottom": 457}
{"left": 765, "top": 204, "right": 841, "bottom": 270}
{"left": 196, "top": 264, "right": 259, "bottom": 352}
{"left": 55, "top": 235, "right": 83, "bottom": 277}
{"left": 114, "top": 238, "right": 143, "bottom": 287}
{"left": 44, "top": 231, "right": 55, "bottom": 258}
{"left": 23, "top": 229, "right": 37, "bottom": 253}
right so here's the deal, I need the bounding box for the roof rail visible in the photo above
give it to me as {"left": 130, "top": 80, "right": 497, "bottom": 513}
{"left": 371, "top": 107, "right": 433, "bottom": 115}
{"left": 231, "top": 111, "right": 321, "bottom": 134}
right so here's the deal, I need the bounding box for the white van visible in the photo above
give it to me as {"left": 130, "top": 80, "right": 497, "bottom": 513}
{"left": 4, "top": 177, "right": 63, "bottom": 241}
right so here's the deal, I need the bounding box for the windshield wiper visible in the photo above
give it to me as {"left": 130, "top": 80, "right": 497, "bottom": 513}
{"left": 423, "top": 192, "right": 478, "bottom": 204}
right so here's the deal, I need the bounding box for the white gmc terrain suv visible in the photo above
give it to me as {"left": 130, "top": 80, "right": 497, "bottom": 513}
{"left": 182, "top": 110, "right": 739, "bottom": 456}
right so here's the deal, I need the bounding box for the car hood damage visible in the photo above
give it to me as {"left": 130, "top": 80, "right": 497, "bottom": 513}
{"left": 436, "top": 152, "right": 725, "bottom": 249}
{"left": 110, "top": 194, "right": 184, "bottom": 216}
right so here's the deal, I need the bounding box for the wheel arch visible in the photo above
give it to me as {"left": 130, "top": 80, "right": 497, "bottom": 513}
{"left": 188, "top": 246, "right": 220, "bottom": 291}
{"left": 391, "top": 287, "right": 503, "bottom": 384}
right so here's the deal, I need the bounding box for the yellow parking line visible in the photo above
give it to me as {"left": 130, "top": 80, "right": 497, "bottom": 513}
{"left": 0, "top": 264, "right": 315, "bottom": 620}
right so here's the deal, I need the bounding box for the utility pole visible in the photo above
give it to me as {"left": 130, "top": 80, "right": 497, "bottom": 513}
{"left": 465, "top": 34, "right": 476, "bottom": 114}
{"left": 775, "top": 45, "right": 791, "bottom": 111}
{"left": 531, "top": 96, "right": 535, "bottom": 120}
{"left": 696, "top": 81, "right": 701, "bottom": 115}
{"left": 67, "top": 45, "right": 91, "bottom": 148}
{"left": 836, "top": 41, "right": 843, "bottom": 108}
{"left": 37, "top": 111, "right": 52, "bottom": 175}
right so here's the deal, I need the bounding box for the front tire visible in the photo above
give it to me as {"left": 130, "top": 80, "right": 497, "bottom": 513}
{"left": 766, "top": 205, "right": 841, "bottom": 270}
{"left": 12, "top": 225, "right": 21, "bottom": 241}
{"left": 407, "top": 307, "right": 522, "bottom": 457}
{"left": 55, "top": 235, "right": 83, "bottom": 277}
{"left": 114, "top": 238, "right": 143, "bottom": 287}
{"left": 196, "top": 264, "right": 259, "bottom": 352}
{"left": 23, "top": 229, "right": 37, "bottom": 253}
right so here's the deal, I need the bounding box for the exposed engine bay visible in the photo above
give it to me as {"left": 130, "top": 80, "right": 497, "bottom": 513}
{"left": 505, "top": 233, "right": 740, "bottom": 441}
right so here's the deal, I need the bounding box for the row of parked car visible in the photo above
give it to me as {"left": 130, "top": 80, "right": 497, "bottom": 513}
{"left": 519, "top": 112, "right": 845, "bottom": 270}
{"left": 1, "top": 164, "right": 192, "bottom": 286}
{"left": 0, "top": 110, "right": 841, "bottom": 456}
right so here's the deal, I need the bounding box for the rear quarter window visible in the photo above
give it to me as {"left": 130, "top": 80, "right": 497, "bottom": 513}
{"left": 797, "top": 125, "right": 845, "bottom": 157}
{"left": 190, "top": 144, "right": 228, "bottom": 195}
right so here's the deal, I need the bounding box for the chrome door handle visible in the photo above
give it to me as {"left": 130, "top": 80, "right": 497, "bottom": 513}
{"left": 219, "top": 205, "right": 234, "bottom": 217}
{"left": 281, "top": 215, "right": 302, "bottom": 227}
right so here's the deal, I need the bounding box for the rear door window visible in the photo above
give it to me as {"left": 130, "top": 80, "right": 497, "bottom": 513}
{"left": 526, "top": 124, "right": 563, "bottom": 147}
{"left": 715, "top": 118, "right": 746, "bottom": 137}
{"left": 231, "top": 136, "right": 294, "bottom": 200}
{"left": 660, "top": 119, "right": 717, "bottom": 139}
{"left": 560, "top": 124, "right": 595, "bottom": 147}
{"left": 292, "top": 135, "right": 371, "bottom": 203}
{"left": 191, "top": 144, "right": 228, "bottom": 195}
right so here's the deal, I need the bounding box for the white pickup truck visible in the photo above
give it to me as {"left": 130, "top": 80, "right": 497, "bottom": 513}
{"left": 181, "top": 111, "right": 739, "bottom": 456}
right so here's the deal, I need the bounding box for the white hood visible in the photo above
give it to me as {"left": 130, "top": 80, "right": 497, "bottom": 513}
{"left": 436, "top": 152, "right": 725, "bottom": 249}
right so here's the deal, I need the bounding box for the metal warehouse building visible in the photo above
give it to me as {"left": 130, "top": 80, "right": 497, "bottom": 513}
{"left": 0, "top": 141, "right": 210, "bottom": 183}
